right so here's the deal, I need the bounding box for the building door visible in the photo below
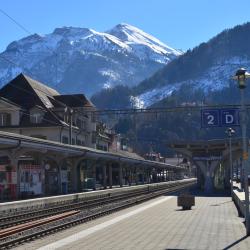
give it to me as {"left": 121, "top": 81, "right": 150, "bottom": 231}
{"left": 44, "top": 160, "right": 59, "bottom": 195}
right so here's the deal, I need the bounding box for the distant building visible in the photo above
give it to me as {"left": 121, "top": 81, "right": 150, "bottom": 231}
{"left": 0, "top": 73, "right": 96, "bottom": 148}
{"left": 96, "top": 122, "right": 111, "bottom": 151}
{"left": 145, "top": 152, "right": 165, "bottom": 163}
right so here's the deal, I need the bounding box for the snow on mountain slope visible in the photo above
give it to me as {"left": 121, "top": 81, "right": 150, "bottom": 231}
{"left": 0, "top": 24, "right": 182, "bottom": 96}
{"left": 133, "top": 56, "right": 250, "bottom": 108}
{"left": 107, "top": 23, "right": 182, "bottom": 63}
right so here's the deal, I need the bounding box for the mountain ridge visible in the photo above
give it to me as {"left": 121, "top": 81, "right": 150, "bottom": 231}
{"left": 0, "top": 23, "right": 181, "bottom": 96}
{"left": 91, "top": 22, "right": 250, "bottom": 109}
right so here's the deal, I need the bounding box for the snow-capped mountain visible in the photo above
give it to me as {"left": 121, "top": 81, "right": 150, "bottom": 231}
{"left": 0, "top": 23, "right": 182, "bottom": 96}
{"left": 135, "top": 57, "right": 250, "bottom": 107}
{"left": 107, "top": 23, "right": 181, "bottom": 63}
{"left": 131, "top": 22, "right": 250, "bottom": 107}
{"left": 92, "top": 22, "right": 250, "bottom": 110}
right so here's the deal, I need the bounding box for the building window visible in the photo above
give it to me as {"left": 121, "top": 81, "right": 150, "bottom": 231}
{"left": 72, "top": 138, "right": 75, "bottom": 145}
{"left": 31, "top": 113, "right": 43, "bottom": 124}
{"left": 0, "top": 113, "right": 11, "bottom": 126}
{"left": 92, "top": 132, "right": 96, "bottom": 144}
{"left": 62, "top": 136, "right": 69, "bottom": 144}
{"left": 76, "top": 118, "right": 86, "bottom": 129}
{"left": 91, "top": 113, "right": 96, "bottom": 123}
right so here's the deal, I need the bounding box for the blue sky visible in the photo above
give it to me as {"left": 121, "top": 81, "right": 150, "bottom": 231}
{"left": 1, "top": 0, "right": 250, "bottom": 52}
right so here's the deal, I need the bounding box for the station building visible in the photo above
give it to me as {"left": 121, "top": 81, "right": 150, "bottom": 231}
{"left": 0, "top": 73, "right": 97, "bottom": 147}
{"left": 0, "top": 73, "right": 95, "bottom": 200}
{"left": 0, "top": 74, "right": 185, "bottom": 201}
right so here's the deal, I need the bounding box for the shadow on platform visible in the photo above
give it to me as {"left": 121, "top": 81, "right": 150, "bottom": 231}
{"left": 164, "top": 236, "right": 249, "bottom": 250}
{"left": 164, "top": 185, "right": 230, "bottom": 198}
{"left": 222, "top": 235, "right": 249, "bottom": 250}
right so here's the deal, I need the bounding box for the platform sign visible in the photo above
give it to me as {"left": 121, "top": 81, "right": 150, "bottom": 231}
{"left": 221, "top": 109, "right": 240, "bottom": 126}
{"left": 201, "top": 109, "right": 220, "bottom": 127}
{"left": 201, "top": 108, "right": 240, "bottom": 128}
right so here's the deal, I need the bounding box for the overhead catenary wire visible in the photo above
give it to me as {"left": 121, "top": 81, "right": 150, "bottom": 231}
{"left": 1, "top": 8, "right": 247, "bottom": 119}
{"left": 0, "top": 8, "right": 32, "bottom": 34}
{"left": 0, "top": 7, "right": 107, "bottom": 118}
{"left": 0, "top": 8, "right": 59, "bottom": 82}
{"left": 0, "top": 55, "right": 248, "bottom": 119}
{"left": 0, "top": 61, "right": 92, "bottom": 129}
{"left": 0, "top": 102, "right": 61, "bottom": 127}
{"left": 0, "top": 8, "right": 96, "bottom": 120}
{"left": 0, "top": 8, "right": 178, "bottom": 119}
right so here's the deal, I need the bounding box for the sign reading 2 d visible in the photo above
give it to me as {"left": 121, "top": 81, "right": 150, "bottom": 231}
{"left": 201, "top": 108, "right": 240, "bottom": 128}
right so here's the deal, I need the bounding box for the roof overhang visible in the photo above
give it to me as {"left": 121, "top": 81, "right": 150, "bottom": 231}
{"left": 0, "top": 131, "right": 183, "bottom": 170}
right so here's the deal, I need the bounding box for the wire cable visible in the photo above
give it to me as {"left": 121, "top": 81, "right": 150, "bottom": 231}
{"left": 0, "top": 8, "right": 32, "bottom": 34}
{"left": 0, "top": 8, "right": 59, "bottom": 81}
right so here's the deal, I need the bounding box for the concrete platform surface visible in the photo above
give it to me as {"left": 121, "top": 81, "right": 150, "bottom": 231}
{"left": 13, "top": 193, "right": 250, "bottom": 250}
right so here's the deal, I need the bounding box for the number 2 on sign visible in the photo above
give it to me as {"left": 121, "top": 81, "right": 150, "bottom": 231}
{"left": 207, "top": 115, "right": 214, "bottom": 125}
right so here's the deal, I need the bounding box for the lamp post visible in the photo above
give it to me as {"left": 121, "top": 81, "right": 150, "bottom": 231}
{"left": 64, "top": 107, "right": 74, "bottom": 145}
{"left": 233, "top": 68, "right": 250, "bottom": 235}
{"left": 226, "top": 127, "right": 235, "bottom": 198}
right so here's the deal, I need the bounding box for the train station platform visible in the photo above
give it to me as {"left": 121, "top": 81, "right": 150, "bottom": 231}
{"left": 13, "top": 191, "right": 250, "bottom": 250}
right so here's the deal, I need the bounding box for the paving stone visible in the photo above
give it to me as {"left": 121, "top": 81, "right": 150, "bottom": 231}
{"left": 12, "top": 194, "right": 250, "bottom": 250}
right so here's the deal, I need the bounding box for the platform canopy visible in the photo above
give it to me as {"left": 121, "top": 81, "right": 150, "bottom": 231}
{"left": 0, "top": 131, "right": 184, "bottom": 171}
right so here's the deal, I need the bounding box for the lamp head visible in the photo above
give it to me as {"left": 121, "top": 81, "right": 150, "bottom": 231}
{"left": 226, "top": 127, "right": 235, "bottom": 137}
{"left": 233, "top": 68, "right": 250, "bottom": 89}
{"left": 235, "top": 68, "right": 247, "bottom": 77}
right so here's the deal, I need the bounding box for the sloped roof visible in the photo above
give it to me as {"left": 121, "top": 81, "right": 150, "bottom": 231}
{"left": 0, "top": 73, "right": 59, "bottom": 109}
{"left": 0, "top": 74, "right": 94, "bottom": 110}
{"left": 54, "top": 94, "right": 94, "bottom": 108}
{"left": 0, "top": 74, "right": 94, "bottom": 127}
{"left": 22, "top": 74, "right": 59, "bottom": 109}
{"left": 23, "top": 74, "right": 59, "bottom": 97}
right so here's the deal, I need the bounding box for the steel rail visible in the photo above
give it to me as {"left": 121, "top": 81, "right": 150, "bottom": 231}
{"left": 0, "top": 180, "right": 196, "bottom": 249}
{"left": 0, "top": 188, "right": 148, "bottom": 228}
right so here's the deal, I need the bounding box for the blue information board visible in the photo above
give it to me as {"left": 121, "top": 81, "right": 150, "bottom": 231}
{"left": 221, "top": 109, "right": 240, "bottom": 126}
{"left": 201, "top": 108, "right": 240, "bottom": 128}
{"left": 201, "top": 109, "right": 220, "bottom": 127}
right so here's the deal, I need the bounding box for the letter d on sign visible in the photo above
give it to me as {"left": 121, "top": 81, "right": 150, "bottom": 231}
{"left": 225, "top": 114, "right": 234, "bottom": 124}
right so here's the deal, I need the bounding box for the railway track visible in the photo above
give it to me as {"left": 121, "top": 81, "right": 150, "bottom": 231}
{"left": 0, "top": 179, "right": 196, "bottom": 249}
{"left": 0, "top": 189, "right": 147, "bottom": 229}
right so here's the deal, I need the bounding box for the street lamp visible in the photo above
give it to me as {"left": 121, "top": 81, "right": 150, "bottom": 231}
{"left": 225, "top": 127, "right": 235, "bottom": 198}
{"left": 64, "top": 107, "right": 74, "bottom": 145}
{"left": 233, "top": 68, "right": 250, "bottom": 235}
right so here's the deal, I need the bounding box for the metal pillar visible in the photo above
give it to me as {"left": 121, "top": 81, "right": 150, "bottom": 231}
{"left": 11, "top": 158, "right": 19, "bottom": 199}
{"left": 240, "top": 87, "right": 250, "bottom": 235}
{"left": 58, "top": 164, "right": 62, "bottom": 194}
{"left": 108, "top": 163, "right": 113, "bottom": 188}
{"left": 102, "top": 165, "right": 107, "bottom": 189}
{"left": 71, "top": 159, "right": 79, "bottom": 192}
{"left": 128, "top": 169, "right": 132, "bottom": 186}
{"left": 226, "top": 128, "right": 235, "bottom": 198}
{"left": 236, "top": 159, "right": 239, "bottom": 183}
{"left": 119, "top": 164, "right": 123, "bottom": 187}
{"left": 135, "top": 166, "right": 138, "bottom": 185}
{"left": 229, "top": 136, "right": 233, "bottom": 197}
{"left": 92, "top": 163, "right": 96, "bottom": 191}
{"left": 141, "top": 167, "right": 145, "bottom": 184}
